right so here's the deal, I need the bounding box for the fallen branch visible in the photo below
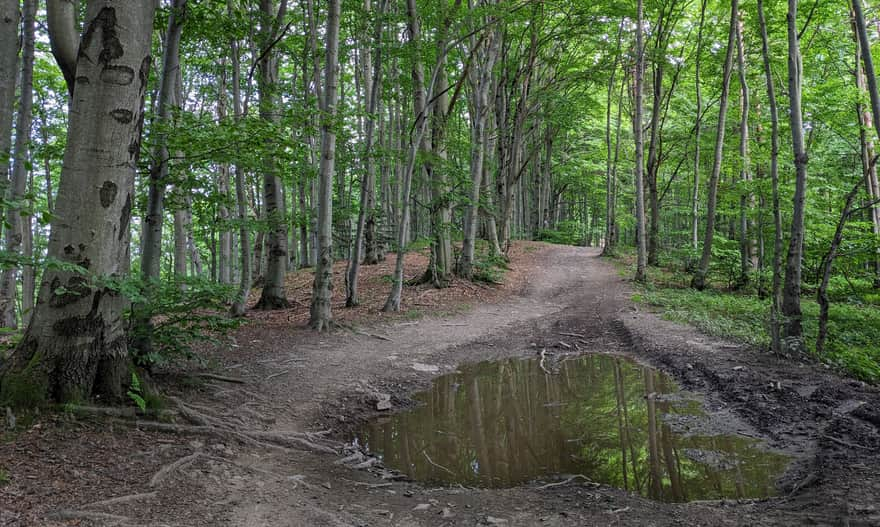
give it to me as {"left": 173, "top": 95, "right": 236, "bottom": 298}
{"left": 85, "top": 492, "right": 158, "bottom": 509}
{"left": 149, "top": 452, "right": 202, "bottom": 487}
{"left": 539, "top": 349, "right": 553, "bottom": 376}
{"left": 559, "top": 332, "right": 584, "bottom": 338}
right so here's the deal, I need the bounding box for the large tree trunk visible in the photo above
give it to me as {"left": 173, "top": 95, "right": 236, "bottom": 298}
{"left": 691, "top": 0, "right": 738, "bottom": 290}
{"left": 309, "top": 0, "right": 341, "bottom": 330}
{"left": 0, "top": 0, "right": 36, "bottom": 328}
{"left": 780, "top": 0, "right": 808, "bottom": 353}
{"left": 1, "top": 1, "right": 157, "bottom": 405}
{"left": 633, "top": 0, "right": 648, "bottom": 282}
{"left": 757, "top": 0, "right": 783, "bottom": 353}
{"left": 255, "top": 0, "right": 290, "bottom": 310}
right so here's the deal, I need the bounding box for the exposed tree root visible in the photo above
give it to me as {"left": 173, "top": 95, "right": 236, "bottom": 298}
{"left": 47, "top": 509, "right": 130, "bottom": 523}
{"left": 85, "top": 492, "right": 158, "bottom": 509}
{"left": 149, "top": 452, "right": 203, "bottom": 487}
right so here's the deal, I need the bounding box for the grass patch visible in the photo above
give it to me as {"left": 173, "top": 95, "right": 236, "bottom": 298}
{"left": 636, "top": 285, "right": 880, "bottom": 382}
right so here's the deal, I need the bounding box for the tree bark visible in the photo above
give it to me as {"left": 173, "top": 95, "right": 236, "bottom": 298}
{"left": 691, "top": 0, "right": 738, "bottom": 290}
{"left": 1, "top": 1, "right": 157, "bottom": 404}
{"left": 309, "top": 0, "right": 341, "bottom": 330}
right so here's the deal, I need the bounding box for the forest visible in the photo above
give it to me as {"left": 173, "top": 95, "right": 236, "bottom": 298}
{"left": 1, "top": 0, "right": 880, "bottom": 525}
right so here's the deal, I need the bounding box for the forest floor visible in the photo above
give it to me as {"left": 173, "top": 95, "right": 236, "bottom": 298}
{"left": 2, "top": 242, "right": 880, "bottom": 526}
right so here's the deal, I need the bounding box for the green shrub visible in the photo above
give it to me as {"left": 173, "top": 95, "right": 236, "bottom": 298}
{"left": 127, "top": 278, "right": 243, "bottom": 368}
{"left": 537, "top": 220, "right": 586, "bottom": 246}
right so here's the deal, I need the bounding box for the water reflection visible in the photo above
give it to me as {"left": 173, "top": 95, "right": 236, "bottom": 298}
{"left": 355, "top": 354, "right": 790, "bottom": 502}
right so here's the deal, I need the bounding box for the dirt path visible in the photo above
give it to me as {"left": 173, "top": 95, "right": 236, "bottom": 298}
{"left": 3, "top": 245, "right": 879, "bottom": 526}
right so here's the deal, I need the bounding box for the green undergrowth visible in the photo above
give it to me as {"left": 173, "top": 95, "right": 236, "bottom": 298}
{"left": 612, "top": 251, "right": 880, "bottom": 382}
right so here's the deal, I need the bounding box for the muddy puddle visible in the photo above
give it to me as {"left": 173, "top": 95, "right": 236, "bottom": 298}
{"left": 355, "top": 354, "right": 790, "bottom": 502}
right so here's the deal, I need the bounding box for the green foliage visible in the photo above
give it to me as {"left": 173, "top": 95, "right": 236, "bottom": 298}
{"left": 0, "top": 467, "right": 8, "bottom": 486}
{"left": 127, "top": 372, "right": 147, "bottom": 411}
{"left": 537, "top": 220, "right": 586, "bottom": 246}
{"left": 128, "top": 278, "right": 243, "bottom": 368}
{"left": 637, "top": 287, "right": 880, "bottom": 382}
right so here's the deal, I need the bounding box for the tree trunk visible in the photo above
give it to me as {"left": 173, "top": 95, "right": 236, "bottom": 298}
{"left": 602, "top": 21, "right": 624, "bottom": 256}
{"left": 757, "top": 0, "right": 783, "bottom": 353}
{"left": 0, "top": 0, "right": 36, "bottom": 328}
{"left": 230, "top": 0, "right": 252, "bottom": 317}
{"left": 309, "top": 0, "right": 341, "bottom": 330}
{"left": 852, "top": 0, "right": 880, "bottom": 288}
{"left": 691, "top": 0, "right": 738, "bottom": 290}
{"left": 255, "top": 0, "right": 290, "bottom": 310}
{"left": 347, "top": 0, "right": 387, "bottom": 306}
{"left": 1, "top": 1, "right": 157, "bottom": 405}
{"left": 781, "top": 0, "right": 808, "bottom": 353}
{"left": 0, "top": 0, "right": 19, "bottom": 246}
{"left": 458, "top": 9, "right": 499, "bottom": 280}
{"left": 633, "top": 0, "right": 648, "bottom": 282}
{"left": 735, "top": 11, "right": 755, "bottom": 289}
{"left": 692, "top": 0, "right": 707, "bottom": 250}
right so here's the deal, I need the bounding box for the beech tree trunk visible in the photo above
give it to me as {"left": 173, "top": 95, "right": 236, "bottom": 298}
{"left": 1, "top": 1, "right": 157, "bottom": 404}
{"left": 692, "top": 0, "right": 707, "bottom": 250}
{"left": 735, "top": 11, "right": 755, "bottom": 288}
{"left": 309, "top": 0, "right": 341, "bottom": 330}
{"left": 691, "top": 0, "right": 738, "bottom": 291}
{"left": 255, "top": 0, "right": 290, "bottom": 310}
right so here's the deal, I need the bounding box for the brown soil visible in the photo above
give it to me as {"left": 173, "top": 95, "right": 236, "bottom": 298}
{"left": 1, "top": 243, "right": 879, "bottom": 526}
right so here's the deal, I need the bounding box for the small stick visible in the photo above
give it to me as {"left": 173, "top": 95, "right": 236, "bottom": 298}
{"left": 342, "top": 478, "right": 393, "bottom": 489}
{"left": 539, "top": 349, "right": 553, "bottom": 376}
{"left": 559, "top": 332, "right": 585, "bottom": 338}
{"left": 195, "top": 373, "right": 247, "bottom": 384}
{"left": 265, "top": 369, "right": 291, "bottom": 381}
{"left": 535, "top": 474, "right": 593, "bottom": 490}
{"left": 423, "top": 451, "right": 455, "bottom": 476}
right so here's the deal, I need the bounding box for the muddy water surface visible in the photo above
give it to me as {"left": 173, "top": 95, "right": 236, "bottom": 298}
{"left": 355, "top": 354, "right": 790, "bottom": 502}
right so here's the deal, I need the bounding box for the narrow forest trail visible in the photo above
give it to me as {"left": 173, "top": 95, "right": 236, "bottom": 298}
{"left": 3, "top": 244, "right": 879, "bottom": 526}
